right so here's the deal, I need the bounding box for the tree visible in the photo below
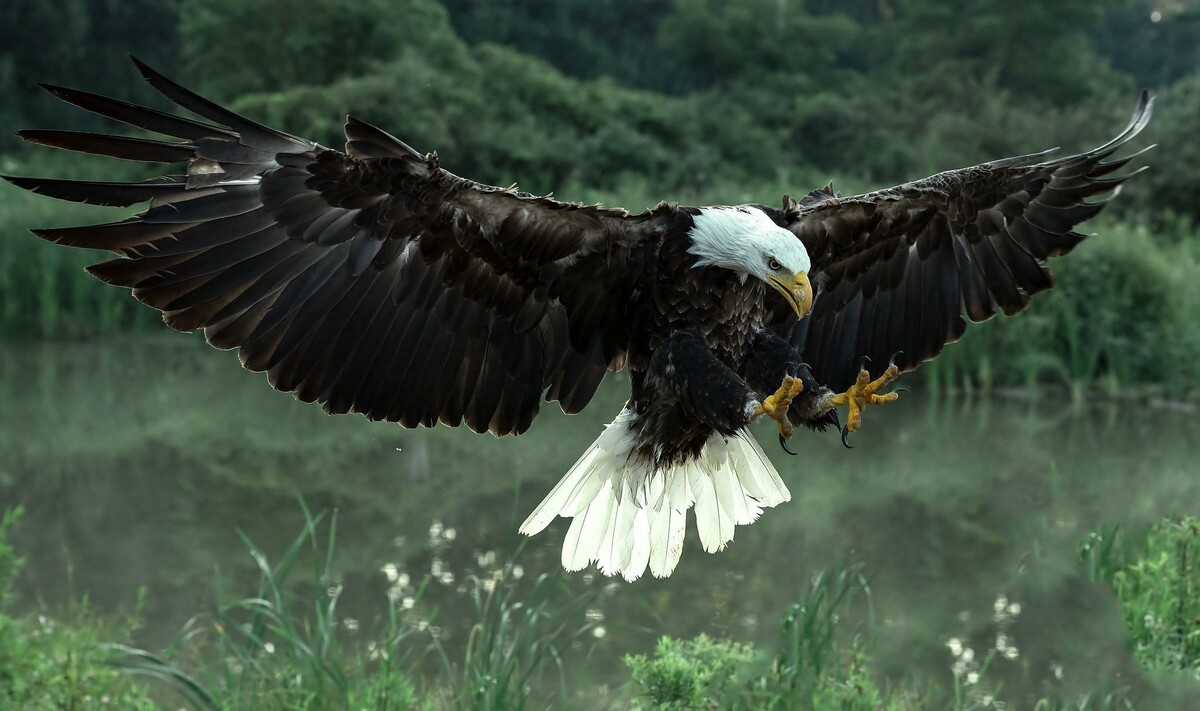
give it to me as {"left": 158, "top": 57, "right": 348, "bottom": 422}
{"left": 178, "top": 0, "right": 470, "bottom": 99}
{"left": 885, "top": 0, "right": 1134, "bottom": 103}
{"left": 0, "top": 0, "right": 179, "bottom": 151}
{"left": 657, "top": 0, "right": 859, "bottom": 86}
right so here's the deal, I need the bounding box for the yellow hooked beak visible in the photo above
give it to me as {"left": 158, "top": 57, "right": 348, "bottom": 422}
{"left": 768, "top": 272, "right": 813, "bottom": 320}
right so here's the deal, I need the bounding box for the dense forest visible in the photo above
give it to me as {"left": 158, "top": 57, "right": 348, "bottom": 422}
{"left": 3, "top": 0, "right": 1198, "bottom": 210}
{"left": 1, "top": 0, "right": 1198, "bottom": 392}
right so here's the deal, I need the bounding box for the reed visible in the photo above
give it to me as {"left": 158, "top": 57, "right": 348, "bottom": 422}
{"left": 102, "top": 501, "right": 601, "bottom": 710}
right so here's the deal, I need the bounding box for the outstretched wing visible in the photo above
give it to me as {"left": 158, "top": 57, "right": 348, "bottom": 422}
{"left": 783, "top": 93, "right": 1153, "bottom": 392}
{"left": 5, "top": 58, "right": 669, "bottom": 435}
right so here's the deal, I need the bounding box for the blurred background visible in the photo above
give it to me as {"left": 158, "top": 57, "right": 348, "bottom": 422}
{"left": 1, "top": 1, "right": 1199, "bottom": 709}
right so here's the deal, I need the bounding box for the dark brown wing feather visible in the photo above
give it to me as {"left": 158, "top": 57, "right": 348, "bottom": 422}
{"left": 784, "top": 93, "right": 1154, "bottom": 392}
{"left": 5, "top": 58, "right": 667, "bottom": 435}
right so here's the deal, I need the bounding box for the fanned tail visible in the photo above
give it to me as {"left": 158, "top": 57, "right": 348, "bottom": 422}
{"left": 518, "top": 408, "right": 791, "bottom": 581}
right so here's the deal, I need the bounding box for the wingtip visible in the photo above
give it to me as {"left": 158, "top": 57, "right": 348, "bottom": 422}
{"left": 1136, "top": 89, "right": 1154, "bottom": 118}
{"left": 130, "top": 54, "right": 166, "bottom": 86}
{"left": 37, "top": 83, "right": 69, "bottom": 98}
{"left": 0, "top": 175, "right": 46, "bottom": 195}
{"left": 129, "top": 54, "right": 152, "bottom": 75}
{"left": 14, "top": 129, "right": 47, "bottom": 146}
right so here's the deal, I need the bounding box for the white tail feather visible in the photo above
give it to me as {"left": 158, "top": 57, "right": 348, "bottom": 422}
{"left": 519, "top": 407, "right": 791, "bottom": 581}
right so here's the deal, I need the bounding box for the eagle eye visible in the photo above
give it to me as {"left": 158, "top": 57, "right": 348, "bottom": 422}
{"left": 767, "top": 257, "right": 782, "bottom": 271}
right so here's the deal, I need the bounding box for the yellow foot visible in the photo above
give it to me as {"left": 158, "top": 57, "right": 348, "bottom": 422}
{"left": 753, "top": 375, "right": 804, "bottom": 452}
{"left": 825, "top": 355, "right": 904, "bottom": 447}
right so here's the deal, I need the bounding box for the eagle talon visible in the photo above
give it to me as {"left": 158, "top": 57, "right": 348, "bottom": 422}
{"left": 824, "top": 358, "right": 904, "bottom": 441}
{"left": 841, "top": 425, "right": 853, "bottom": 449}
{"left": 779, "top": 433, "right": 798, "bottom": 455}
{"left": 754, "top": 375, "right": 803, "bottom": 451}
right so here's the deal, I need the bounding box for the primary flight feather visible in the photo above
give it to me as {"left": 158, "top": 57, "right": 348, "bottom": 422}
{"left": 5, "top": 59, "right": 1153, "bottom": 580}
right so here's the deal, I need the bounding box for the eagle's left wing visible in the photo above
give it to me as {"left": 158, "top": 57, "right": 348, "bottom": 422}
{"left": 782, "top": 93, "right": 1153, "bottom": 392}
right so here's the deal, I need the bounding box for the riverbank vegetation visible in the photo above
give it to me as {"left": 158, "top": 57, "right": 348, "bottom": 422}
{"left": 3, "top": 505, "right": 1200, "bottom": 709}
{"left": 2, "top": 0, "right": 1199, "bottom": 395}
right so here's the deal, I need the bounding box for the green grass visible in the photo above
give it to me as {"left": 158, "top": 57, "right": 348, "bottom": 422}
{"left": 5, "top": 506, "right": 1200, "bottom": 709}
{"left": 1083, "top": 517, "right": 1200, "bottom": 681}
{"left": 0, "top": 507, "right": 159, "bottom": 709}
{"left": 624, "top": 522, "right": 1200, "bottom": 710}
{"left": 103, "top": 501, "right": 603, "bottom": 710}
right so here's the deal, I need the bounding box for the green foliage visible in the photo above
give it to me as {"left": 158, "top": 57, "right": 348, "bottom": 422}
{"left": 626, "top": 635, "right": 754, "bottom": 709}
{"left": 0, "top": 507, "right": 157, "bottom": 710}
{"left": 453, "top": 558, "right": 602, "bottom": 710}
{"left": 0, "top": 0, "right": 180, "bottom": 153}
{"left": 1122, "top": 71, "right": 1200, "bottom": 222}
{"left": 1079, "top": 517, "right": 1200, "bottom": 689}
{"left": 626, "top": 565, "right": 904, "bottom": 710}
{"left": 6, "top": 511, "right": 1200, "bottom": 708}
{"left": 1108, "top": 517, "right": 1200, "bottom": 678}
{"left": 657, "top": 0, "right": 859, "bottom": 84}
{"left": 926, "top": 223, "right": 1200, "bottom": 398}
{"left": 100, "top": 504, "right": 601, "bottom": 710}
{"left": 179, "top": 0, "right": 464, "bottom": 99}
{"left": 0, "top": 508, "right": 21, "bottom": 602}
{"left": 0, "top": 177, "right": 159, "bottom": 338}
{"left": 106, "top": 504, "right": 424, "bottom": 709}
{"left": 445, "top": 0, "right": 690, "bottom": 94}
{"left": 1095, "top": 1, "right": 1200, "bottom": 89}
{"left": 887, "top": 0, "right": 1133, "bottom": 102}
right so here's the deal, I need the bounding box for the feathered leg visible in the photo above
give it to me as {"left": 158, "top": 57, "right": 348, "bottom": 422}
{"left": 741, "top": 329, "right": 838, "bottom": 435}
{"left": 742, "top": 328, "right": 902, "bottom": 449}
{"left": 648, "top": 330, "right": 769, "bottom": 436}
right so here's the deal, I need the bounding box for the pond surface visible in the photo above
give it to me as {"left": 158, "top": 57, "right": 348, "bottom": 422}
{"left": 2, "top": 339, "right": 1199, "bottom": 706}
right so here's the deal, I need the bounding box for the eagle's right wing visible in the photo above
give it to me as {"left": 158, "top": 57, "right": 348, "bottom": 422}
{"left": 5, "top": 59, "right": 671, "bottom": 435}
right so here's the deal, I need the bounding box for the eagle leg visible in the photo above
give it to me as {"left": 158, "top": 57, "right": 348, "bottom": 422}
{"left": 752, "top": 375, "right": 803, "bottom": 449}
{"left": 740, "top": 328, "right": 838, "bottom": 449}
{"left": 823, "top": 352, "right": 904, "bottom": 447}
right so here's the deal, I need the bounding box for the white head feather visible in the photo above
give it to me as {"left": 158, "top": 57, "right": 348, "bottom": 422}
{"left": 687, "top": 206, "right": 811, "bottom": 284}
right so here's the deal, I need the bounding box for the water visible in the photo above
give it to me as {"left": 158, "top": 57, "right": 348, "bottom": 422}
{"left": 2, "top": 339, "right": 1199, "bottom": 704}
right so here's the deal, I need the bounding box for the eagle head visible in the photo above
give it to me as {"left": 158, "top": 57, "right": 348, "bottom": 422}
{"left": 687, "top": 206, "right": 813, "bottom": 319}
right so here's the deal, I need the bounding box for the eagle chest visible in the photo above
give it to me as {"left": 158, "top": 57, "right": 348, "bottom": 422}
{"left": 650, "top": 265, "right": 766, "bottom": 367}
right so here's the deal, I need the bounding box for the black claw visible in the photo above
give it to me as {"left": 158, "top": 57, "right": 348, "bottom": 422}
{"left": 829, "top": 409, "right": 841, "bottom": 430}
{"left": 840, "top": 425, "right": 853, "bottom": 449}
{"left": 893, "top": 387, "right": 910, "bottom": 394}
{"left": 889, "top": 351, "right": 904, "bottom": 368}
{"left": 779, "top": 433, "right": 798, "bottom": 455}
{"left": 859, "top": 355, "right": 872, "bottom": 372}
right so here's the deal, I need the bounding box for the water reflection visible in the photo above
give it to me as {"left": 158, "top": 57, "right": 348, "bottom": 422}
{"left": 2, "top": 340, "right": 1199, "bottom": 704}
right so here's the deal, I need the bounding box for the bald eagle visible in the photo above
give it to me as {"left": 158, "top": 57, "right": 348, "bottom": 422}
{"left": 5, "top": 60, "right": 1152, "bottom": 580}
